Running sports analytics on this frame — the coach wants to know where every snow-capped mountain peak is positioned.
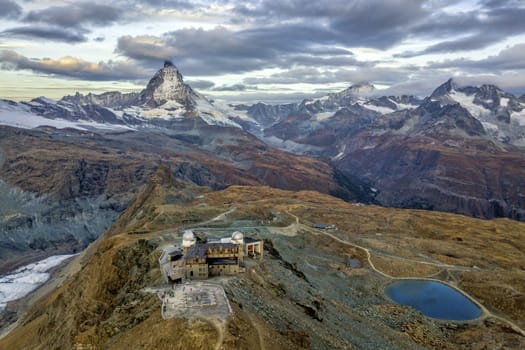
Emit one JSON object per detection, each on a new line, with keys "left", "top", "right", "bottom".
{"left": 424, "top": 79, "right": 525, "bottom": 144}
{"left": 0, "top": 61, "right": 242, "bottom": 130}
{"left": 139, "top": 61, "right": 197, "bottom": 109}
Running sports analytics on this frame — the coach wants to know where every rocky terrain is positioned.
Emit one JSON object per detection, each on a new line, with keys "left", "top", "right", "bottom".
{"left": 1, "top": 63, "right": 524, "bottom": 221}
{"left": 1, "top": 166, "right": 523, "bottom": 349}
{"left": 0, "top": 120, "right": 362, "bottom": 273}
{"left": 245, "top": 80, "right": 525, "bottom": 221}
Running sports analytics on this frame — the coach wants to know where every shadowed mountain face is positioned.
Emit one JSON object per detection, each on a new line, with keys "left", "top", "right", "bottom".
{"left": 328, "top": 96, "right": 525, "bottom": 220}
{"left": 244, "top": 80, "right": 525, "bottom": 221}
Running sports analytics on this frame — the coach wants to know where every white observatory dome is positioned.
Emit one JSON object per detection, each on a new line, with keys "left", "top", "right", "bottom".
{"left": 182, "top": 230, "right": 196, "bottom": 248}
{"left": 231, "top": 231, "right": 244, "bottom": 244}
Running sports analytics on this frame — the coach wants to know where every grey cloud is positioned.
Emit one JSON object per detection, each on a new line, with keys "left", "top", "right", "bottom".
{"left": 244, "top": 67, "right": 412, "bottom": 86}
{"left": 244, "top": 68, "right": 335, "bottom": 85}
{"left": 474, "top": 43, "right": 525, "bottom": 70}
{"left": 0, "top": 50, "right": 149, "bottom": 81}
{"left": 428, "top": 43, "right": 525, "bottom": 71}
{"left": 396, "top": 33, "right": 502, "bottom": 58}
{"left": 480, "top": 0, "right": 525, "bottom": 9}
{"left": 132, "top": 0, "right": 195, "bottom": 9}
{"left": 412, "top": 11, "right": 482, "bottom": 39}
{"left": 212, "top": 84, "right": 257, "bottom": 92}
{"left": 116, "top": 31, "right": 271, "bottom": 75}
{"left": 164, "top": 26, "right": 276, "bottom": 60}
{"left": 116, "top": 26, "right": 367, "bottom": 76}
{"left": 1, "top": 26, "right": 88, "bottom": 43}
{"left": 235, "top": 0, "right": 424, "bottom": 25}
{"left": 288, "top": 54, "right": 369, "bottom": 68}
{"left": 329, "top": 0, "right": 428, "bottom": 49}
{"left": 0, "top": 0, "right": 22, "bottom": 19}
{"left": 235, "top": 0, "right": 429, "bottom": 49}
{"left": 186, "top": 79, "right": 215, "bottom": 89}
{"left": 116, "top": 35, "right": 177, "bottom": 61}
{"left": 408, "top": 6, "right": 525, "bottom": 55}
{"left": 24, "top": 2, "right": 121, "bottom": 29}
{"left": 185, "top": 1, "right": 525, "bottom": 59}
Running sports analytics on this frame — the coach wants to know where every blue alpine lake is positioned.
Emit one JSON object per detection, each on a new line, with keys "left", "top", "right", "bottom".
{"left": 385, "top": 279, "right": 482, "bottom": 321}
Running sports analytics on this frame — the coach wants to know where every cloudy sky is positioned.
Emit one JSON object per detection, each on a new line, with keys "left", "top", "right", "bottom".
{"left": 1, "top": 0, "right": 525, "bottom": 103}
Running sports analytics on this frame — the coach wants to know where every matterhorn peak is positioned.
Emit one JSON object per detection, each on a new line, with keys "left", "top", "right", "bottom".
{"left": 139, "top": 61, "right": 197, "bottom": 108}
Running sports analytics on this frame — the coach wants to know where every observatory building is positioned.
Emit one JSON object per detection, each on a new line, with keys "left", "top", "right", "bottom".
{"left": 160, "top": 230, "right": 263, "bottom": 282}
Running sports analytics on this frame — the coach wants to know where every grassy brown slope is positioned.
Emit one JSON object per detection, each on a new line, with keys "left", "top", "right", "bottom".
{"left": 0, "top": 126, "right": 355, "bottom": 201}
{"left": 1, "top": 172, "right": 524, "bottom": 349}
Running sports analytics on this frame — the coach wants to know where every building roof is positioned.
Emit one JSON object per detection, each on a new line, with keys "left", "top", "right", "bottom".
{"left": 185, "top": 245, "right": 208, "bottom": 260}
{"left": 185, "top": 242, "right": 238, "bottom": 260}
{"left": 205, "top": 242, "right": 237, "bottom": 250}
{"left": 244, "top": 237, "right": 262, "bottom": 244}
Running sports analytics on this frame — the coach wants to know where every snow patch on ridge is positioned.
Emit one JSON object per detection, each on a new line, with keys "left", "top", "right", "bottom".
{"left": 511, "top": 109, "right": 525, "bottom": 126}
{"left": 195, "top": 97, "right": 241, "bottom": 128}
{"left": 363, "top": 104, "right": 394, "bottom": 114}
{"left": 0, "top": 100, "right": 132, "bottom": 131}
{"left": 392, "top": 101, "right": 419, "bottom": 110}
{"left": 449, "top": 90, "right": 490, "bottom": 118}
{"left": 314, "top": 112, "right": 334, "bottom": 121}
{"left": 481, "top": 121, "right": 499, "bottom": 132}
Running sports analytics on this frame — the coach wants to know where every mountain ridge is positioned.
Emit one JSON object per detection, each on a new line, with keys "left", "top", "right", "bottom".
{"left": 1, "top": 64, "right": 525, "bottom": 220}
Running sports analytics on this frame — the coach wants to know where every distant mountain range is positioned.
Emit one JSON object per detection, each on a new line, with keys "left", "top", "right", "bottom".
{"left": 1, "top": 62, "right": 525, "bottom": 229}
{"left": 243, "top": 78, "right": 525, "bottom": 220}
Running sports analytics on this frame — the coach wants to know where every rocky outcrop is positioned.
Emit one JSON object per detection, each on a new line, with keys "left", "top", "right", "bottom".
{"left": 254, "top": 79, "right": 525, "bottom": 221}
{"left": 0, "top": 113, "right": 369, "bottom": 271}
{"left": 138, "top": 61, "right": 199, "bottom": 109}
{"left": 61, "top": 91, "right": 139, "bottom": 109}
{"left": 336, "top": 132, "right": 525, "bottom": 220}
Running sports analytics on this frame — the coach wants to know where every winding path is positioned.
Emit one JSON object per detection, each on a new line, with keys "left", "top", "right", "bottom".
{"left": 247, "top": 313, "right": 266, "bottom": 350}
{"left": 187, "top": 207, "right": 237, "bottom": 228}
{"left": 286, "top": 211, "right": 525, "bottom": 337}
{"left": 206, "top": 319, "right": 225, "bottom": 350}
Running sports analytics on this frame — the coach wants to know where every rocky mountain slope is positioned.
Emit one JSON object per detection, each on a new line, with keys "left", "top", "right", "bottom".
{"left": 1, "top": 167, "right": 523, "bottom": 349}
{"left": 242, "top": 80, "right": 525, "bottom": 220}
{"left": 3, "top": 62, "right": 524, "bottom": 221}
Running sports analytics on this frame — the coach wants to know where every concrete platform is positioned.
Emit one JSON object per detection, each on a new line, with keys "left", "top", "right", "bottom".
{"left": 157, "top": 281, "right": 232, "bottom": 320}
